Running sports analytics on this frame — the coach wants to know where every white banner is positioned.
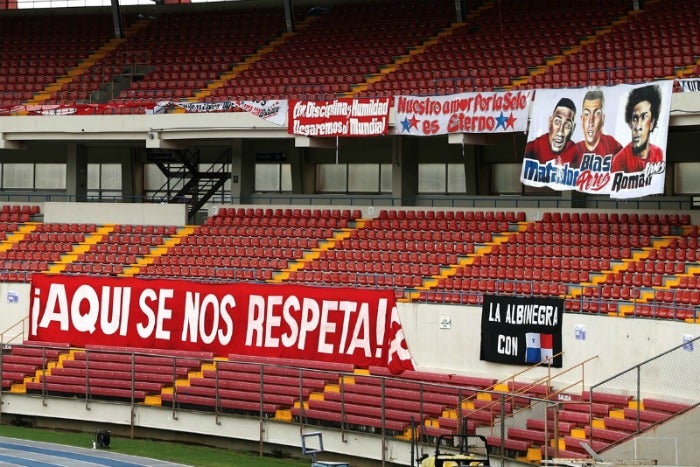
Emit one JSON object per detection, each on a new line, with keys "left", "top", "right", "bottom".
{"left": 679, "top": 78, "right": 700, "bottom": 93}
{"left": 150, "top": 100, "right": 288, "bottom": 126}
{"left": 521, "top": 81, "right": 673, "bottom": 199}
{"left": 393, "top": 90, "right": 532, "bottom": 135}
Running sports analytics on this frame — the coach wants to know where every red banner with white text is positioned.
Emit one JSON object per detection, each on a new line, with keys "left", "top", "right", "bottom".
{"left": 0, "top": 102, "right": 156, "bottom": 116}
{"left": 29, "top": 274, "right": 415, "bottom": 373}
{"left": 288, "top": 98, "right": 390, "bottom": 136}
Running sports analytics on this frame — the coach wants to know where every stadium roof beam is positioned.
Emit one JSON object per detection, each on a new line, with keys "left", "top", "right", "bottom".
{"left": 111, "top": 0, "right": 125, "bottom": 39}
{"left": 454, "top": 0, "right": 465, "bottom": 22}
{"left": 294, "top": 136, "right": 336, "bottom": 148}
{"left": 284, "top": 0, "right": 295, "bottom": 32}
{"left": 447, "top": 133, "right": 494, "bottom": 145}
{"left": 146, "top": 131, "right": 185, "bottom": 150}
{"left": 0, "top": 135, "right": 24, "bottom": 150}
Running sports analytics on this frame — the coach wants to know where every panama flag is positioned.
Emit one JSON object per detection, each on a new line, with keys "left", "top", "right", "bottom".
{"left": 525, "top": 332, "right": 554, "bottom": 364}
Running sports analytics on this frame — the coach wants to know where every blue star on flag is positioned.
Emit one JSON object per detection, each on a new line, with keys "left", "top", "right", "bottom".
{"left": 401, "top": 115, "right": 420, "bottom": 132}
{"left": 495, "top": 111, "right": 508, "bottom": 130}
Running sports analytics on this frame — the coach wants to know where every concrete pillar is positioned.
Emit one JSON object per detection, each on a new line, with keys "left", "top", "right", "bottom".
{"left": 230, "top": 139, "right": 255, "bottom": 204}
{"left": 392, "top": 136, "right": 419, "bottom": 206}
{"left": 122, "top": 149, "right": 144, "bottom": 202}
{"left": 66, "top": 143, "right": 88, "bottom": 202}
{"left": 463, "top": 143, "right": 480, "bottom": 196}
{"left": 287, "top": 142, "right": 308, "bottom": 195}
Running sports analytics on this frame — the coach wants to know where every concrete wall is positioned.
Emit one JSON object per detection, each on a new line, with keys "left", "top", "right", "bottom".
{"left": 605, "top": 407, "right": 700, "bottom": 467}
{"left": 0, "top": 282, "right": 30, "bottom": 342}
{"left": 42, "top": 202, "right": 187, "bottom": 226}
{"left": 399, "top": 303, "right": 699, "bottom": 396}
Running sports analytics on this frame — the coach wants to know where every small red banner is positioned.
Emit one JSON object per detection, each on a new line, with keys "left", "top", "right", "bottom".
{"left": 288, "top": 98, "right": 390, "bottom": 137}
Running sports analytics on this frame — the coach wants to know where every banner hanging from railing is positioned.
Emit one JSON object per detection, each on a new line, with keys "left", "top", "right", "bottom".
{"left": 29, "top": 274, "right": 415, "bottom": 373}
{"left": 288, "top": 98, "right": 391, "bottom": 136}
{"left": 0, "top": 102, "right": 155, "bottom": 116}
{"left": 150, "top": 99, "right": 288, "bottom": 125}
{"left": 393, "top": 90, "right": 532, "bottom": 135}
{"left": 679, "top": 78, "right": 700, "bottom": 92}
{"left": 520, "top": 81, "right": 673, "bottom": 199}
{"left": 480, "top": 295, "right": 563, "bottom": 368}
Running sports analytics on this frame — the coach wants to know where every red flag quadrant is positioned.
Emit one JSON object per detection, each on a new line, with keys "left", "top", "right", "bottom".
{"left": 521, "top": 81, "right": 673, "bottom": 199}
{"left": 288, "top": 98, "right": 390, "bottom": 137}
{"left": 29, "top": 274, "right": 415, "bottom": 373}
{"left": 393, "top": 90, "right": 532, "bottom": 136}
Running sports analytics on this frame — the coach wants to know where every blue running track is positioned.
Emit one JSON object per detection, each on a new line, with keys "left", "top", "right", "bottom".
{"left": 0, "top": 437, "right": 190, "bottom": 467}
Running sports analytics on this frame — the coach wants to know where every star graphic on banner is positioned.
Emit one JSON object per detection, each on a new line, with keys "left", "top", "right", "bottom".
{"left": 401, "top": 116, "right": 412, "bottom": 132}
{"left": 409, "top": 115, "right": 419, "bottom": 130}
{"left": 495, "top": 111, "right": 508, "bottom": 130}
{"left": 506, "top": 113, "right": 517, "bottom": 129}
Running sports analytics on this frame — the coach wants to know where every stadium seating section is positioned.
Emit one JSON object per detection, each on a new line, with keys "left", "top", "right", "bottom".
{"left": 1, "top": 204, "right": 698, "bottom": 322}
{"left": 4, "top": 340, "right": 693, "bottom": 462}
{"left": 1, "top": 0, "right": 699, "bottom": 460}
{"left": 1, "top": 0, "right": 698, "bottom": 109}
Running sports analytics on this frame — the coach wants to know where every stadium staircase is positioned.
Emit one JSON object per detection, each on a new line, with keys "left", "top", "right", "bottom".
{"left": 25, "top": 18, "right": 151, "bottom": 106}
{"left": 190, "top": 15, "right": 320, "bottom": 103}
{"left": 520, "top": 0, "right": 700, "bottom": 88}
{"left": 2, "top": 0, "right": 699, "bottom": 107}
{"left": 341, "top": 0, "right": 495, "bottom": 97}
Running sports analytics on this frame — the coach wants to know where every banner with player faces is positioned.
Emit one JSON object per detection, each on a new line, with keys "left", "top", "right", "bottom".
{"left": 521, "top": 81, "right": 673, "bottom": 199}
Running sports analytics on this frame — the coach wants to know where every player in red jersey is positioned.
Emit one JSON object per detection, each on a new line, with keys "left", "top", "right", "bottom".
{"left": 611, "top": 85, "right": 665, "bottom": 173}
{"left": 524, "top": 97, "right": 577, "bottom": 165}
{"left": 569, "top": 89, "right": 621, "bottom": 168}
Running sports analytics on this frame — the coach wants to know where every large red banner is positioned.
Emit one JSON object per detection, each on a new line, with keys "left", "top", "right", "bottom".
{"left": 29, "top": 274, "right": 415, "bottom": 373}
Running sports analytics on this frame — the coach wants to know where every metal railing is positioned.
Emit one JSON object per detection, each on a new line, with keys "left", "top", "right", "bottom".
{"left": 2, "top": 341, "right": 697, "bottom": 463}
{"left": 589, "top": 336, "right": 700, "bottom": 456}
{"left": 1, "top": 269, "right": 697, "bottom": 324}
{"left": 0, "top": 192, "right": 692, "bottom": 211}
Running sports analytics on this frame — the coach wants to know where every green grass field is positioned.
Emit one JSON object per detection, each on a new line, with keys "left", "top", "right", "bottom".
{"left": 0, "top": 425, "right": 309, "bottom": 467}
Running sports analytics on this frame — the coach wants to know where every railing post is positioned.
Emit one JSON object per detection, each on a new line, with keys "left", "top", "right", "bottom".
{"left": 553, "top": 402, "right": 561, "bottom": 459}
{"left": 84, "top": 350, "right": 90, "bottom": 410}
{"left": 130, "top": 352, "right": 136, "bottom": 439}
{"left": 381, "top": 377, "right": 386, "bottom": 467}
{"left": 636, "top": 365, "right": 641, "bottom": 434}
{"left": 500, "top": 394, "right": 507, "bottom": 467}
{"left": 215, "top": 360, "right": 221, "bottom": 425}
{"left": 259, "top": 363, "right": 264, "bottom": 458}
{"left": 171, "top": 357, "right": 178, "bottom": 421}
{"left": 40, "top": 346, "right": 47, "bottom": 406}
{"left": 298, "top": 368, "right": 305, "bottom": 426}
{"left": 340, "top": 373, "right": 347, "bottom": 441}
